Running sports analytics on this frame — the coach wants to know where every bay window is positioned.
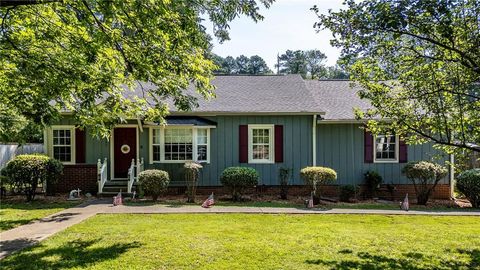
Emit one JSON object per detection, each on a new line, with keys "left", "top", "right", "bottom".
{"left": 151, "top": 127, "right": 210, "bottom": 163}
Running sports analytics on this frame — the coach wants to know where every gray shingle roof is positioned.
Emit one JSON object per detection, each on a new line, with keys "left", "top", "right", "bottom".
{"left": 127, "top": 76, "right": 371, "bottom": 119}
{"left": 132, "top": 74, "right": 322, "bottom": 114}
{"left": 305, "top": 80, "right": 372, "bottom": 120}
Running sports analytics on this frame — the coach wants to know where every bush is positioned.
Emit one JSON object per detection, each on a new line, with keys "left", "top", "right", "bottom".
{"left": 138, "top": 170, "right": 170, "bottom": 201}
{"left": 2, "top": 154, "right": 63, "bottom": 201}
{"left": 339, "top": 185, "right": 359, "bottom": 202}
{"left": 364, "top": 171, "right": 382, "bottom": 198}
{"left": 402, "top": 161, "right": 448, "bottom": 205}
{"left": 279, "top": 167, "right": 292, "bottom": 200}
{"left": 220, "top": 167, "right": 258, "bottom": 201}
{"left": 456, "top": 169, "right": 480, "bottom": 208}
{"left": 184, "top": 162, "right": 203, "bottom": 203}
{"left": 300, "top": 166, "right": 337, "bottom": 198}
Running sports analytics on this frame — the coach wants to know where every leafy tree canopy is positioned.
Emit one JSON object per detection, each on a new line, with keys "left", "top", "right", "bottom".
{"left": 276, "top": 49, "right": 347, "bottom": 79}
{"left": 213, "top": 54, "right": 272, "bottom": 74}
{"left": 0, "top": 0, "right": 273, "bottom": 138}
{"left": 315, "top": 0, "right": 480, "bottom": 154}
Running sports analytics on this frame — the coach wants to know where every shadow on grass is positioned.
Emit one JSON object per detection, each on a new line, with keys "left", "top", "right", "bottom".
{"left": 305, "top": 249, "right": 479, "bottom": 270}
{"left": 1, "top": 239, "right": 141, "bottom": 269}
{"left": 0, "top": 219, "right": 36, "bottom": 231}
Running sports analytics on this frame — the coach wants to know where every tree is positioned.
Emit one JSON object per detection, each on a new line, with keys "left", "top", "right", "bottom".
{"left": 0, "top": 104, "right": 43, "bottom": 143}
{"left": 0, "top": 0, "right": 273, "bottom": 138}
{"left": 315, "top": 0, "right": 480, "bottom": 154}
{"left": 277, "top": 50, "right": 307, "bottom": 77}
{"left": 235, "top": 55, "right": 250, "bottom": 74}
{"left": 248, "top": 55, "right": 272, "bottom": 74}
{"left": 222, "top": 56, "right": 238, "bottom": 74}
{"left": 304, "top": 49, "right": 327, "bottom": 79}
{"left": 248, "top": 55, "right": 269, "bottom": 75}
{"left": 322, "top": 65, "right": 349, "bottom": 79}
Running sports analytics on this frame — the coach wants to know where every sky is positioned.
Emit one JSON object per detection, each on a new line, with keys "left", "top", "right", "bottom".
{"left": 205, "top": 0, "right": 346, "bottom": 71}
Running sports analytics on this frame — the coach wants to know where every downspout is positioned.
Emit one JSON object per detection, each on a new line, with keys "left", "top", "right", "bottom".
{"left": 312, "top": 115, "right": 317, "bottom": 166}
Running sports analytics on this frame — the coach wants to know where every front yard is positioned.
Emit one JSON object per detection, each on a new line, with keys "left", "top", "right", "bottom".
{"left": 0, "top": 197, "right": 82, "bottom": 232}
{"left": 2, "top": 214, "right": 479, "bottom": 269}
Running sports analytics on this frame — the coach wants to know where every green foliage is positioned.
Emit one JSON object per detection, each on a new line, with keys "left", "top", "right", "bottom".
{"left": 315, "top": 0, "right": 480, "bottom": 155}
{"left": 138, "top": 170, "right": 170, "bottom": 201}
{"left": 0, "top": 0, "right": 273, "bottom": 138}
{"left": 2, "top": 154, "right": 63, "bottom": 201}
{"left": 220, "top": 167, "right": 259, "bottom": 201}
{"left": 364, "top": 170, "right": 383, "bottom": 198}
{"left": 402, "top": 161, "right": 448, "bottom": 205}
{"left": 213, "top": 54, "right": 272, "bottom": 75}
{"left": 300, "top": 166, "right": 337, "bottom": 197}
{"left": 276, "top": 49, "right": 347, "bottom": 79}
{"left": 183, "top": 162, "right": 203, "bottom": 203}
{"left": 0, "top": 104, "right": 43, "bottom": 143}
{"left": 456, "top": 169, "right": 480, "bottom": 208}
{"left": 278, "top": 167, "right": 292, "bottom": 200}
{"left": 339, "top": 185, "right": 359, "bottom": 202}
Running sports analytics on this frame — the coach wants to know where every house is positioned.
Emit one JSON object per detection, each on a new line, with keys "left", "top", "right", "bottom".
{"left": 44, "top": 75, "right": 453, "bottom": 199}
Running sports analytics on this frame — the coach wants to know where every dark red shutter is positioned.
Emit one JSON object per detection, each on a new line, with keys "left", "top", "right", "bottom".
{"left": 239, "top": 125, "right": 248, "bottom": 163}
{"left": 364, "top": 129, "right": 374, "bottom": 163}
{"left": 274, "top": 125, "right": 283, "bottom": 163}
{"left": 75, "top": 128, "right": 86, "bottom": 163}
{"left": 399, "top": 138, "right": 408, "bottom": 163}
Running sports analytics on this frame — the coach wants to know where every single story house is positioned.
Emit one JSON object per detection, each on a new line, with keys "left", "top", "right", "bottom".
{"left": 44, "top": 75, "right": 453, "bottom": 199}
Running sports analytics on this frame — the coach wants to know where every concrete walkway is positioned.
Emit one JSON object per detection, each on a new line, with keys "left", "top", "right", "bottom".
{"left": 0, "top": 200, "right": 107, "bottom": 259}
{"left": 1, "top": 200, "right": 479, "bottom": 259}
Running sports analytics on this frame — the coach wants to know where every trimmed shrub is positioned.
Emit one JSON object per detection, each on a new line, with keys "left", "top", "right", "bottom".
{"left": 456, "top": 169, "right": 480, "bottom": 208}
{"left": 138, "top": 170, "right": 170, "bottom": 201}
{"left": 300, "top": 166, "right": 337, "bottom": 198}
{"left": 184, "top": 162, "right": 203, "bottom": 203}
{"left": 402, "top": 161, "right": 448, "bottom": 205}
{"left": 279, "top": 167, "right": 292, "bottom": 200}
{"left": 364, "top": 170, "right": 382, "bottom": 198}
{"left": 2, "top": 154, "right": 63, "bottom": 201}
{"left": 339, "top": 185, "right": 359, "bottom": 202}
{"left": 220, "top": 167, "right": 259, "bottom": 201}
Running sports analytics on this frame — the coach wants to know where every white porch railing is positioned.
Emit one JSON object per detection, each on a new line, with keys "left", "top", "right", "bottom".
{"left": 127, "top": 158, "right": 144, "bottom": 193}
{"left": 97, "top": 158, "right": 108, "bottom": 194}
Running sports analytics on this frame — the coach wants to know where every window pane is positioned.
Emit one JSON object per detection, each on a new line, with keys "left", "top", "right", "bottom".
{"left": 197, "top": 145, "right": 207, "bottom": 161}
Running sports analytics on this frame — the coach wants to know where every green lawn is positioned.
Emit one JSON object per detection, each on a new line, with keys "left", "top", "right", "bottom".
{"left": 2, "top": 214, "right": 479, "bottom": 269}
{"left": 0, "top": 200, "right": 81, "bottom": 232}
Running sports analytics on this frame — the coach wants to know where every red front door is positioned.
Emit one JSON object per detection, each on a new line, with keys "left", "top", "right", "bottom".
{"left": 113, "top": 128, "right": 137, "bottom": 178}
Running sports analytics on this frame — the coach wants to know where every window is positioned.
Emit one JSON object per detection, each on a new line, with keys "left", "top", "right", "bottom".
{"left": 151, "top": 127, "right": 210, "bottom": 163}
{"left": 52, "top": 127, "right": 75, "bottom": 163}
{"left": 248, "top": 125, "right": 274, "bottom": 163}
{"left": 164, "top": 128, "right": 193, "bottom": 161}
{"left": 374, "top": 134, "right": 399, "bottom": 163}
{"left": 152, "top": 129, "right": 161, "bottom": 162}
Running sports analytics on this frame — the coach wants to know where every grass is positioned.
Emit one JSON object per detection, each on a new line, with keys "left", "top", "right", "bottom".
{"left": 0, "top": 200, "right": 81, "bottom": 232}
{"left": 2, "top": 214, "right": 479, "bottom": 269}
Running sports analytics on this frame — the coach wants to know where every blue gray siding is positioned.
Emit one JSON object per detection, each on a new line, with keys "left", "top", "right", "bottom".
{"left": 50, "top": 116, "right": 450, "bottom": 187}
{"left": 316, "top": 123, "right": 450, "bottom": 185}
{"left": 146, "top": 115, "right": 313, "bottom": 186}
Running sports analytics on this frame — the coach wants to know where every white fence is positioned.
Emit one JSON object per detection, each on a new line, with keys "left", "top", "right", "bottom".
{"left": 0, "top": 144, "right": 45, "bottom": 170}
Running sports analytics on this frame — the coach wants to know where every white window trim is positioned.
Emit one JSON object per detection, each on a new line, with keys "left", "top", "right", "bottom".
{"left": 149, "top": 126, "right": 211, "bottom": 164}
{"left": 373, "top": 134, "right": 399, "bottom": 163}
{"left": 248, "top": 124, "right": 275, "bottom": 164}
{"left": 48, "top": 125, "right": 76, "bottom": 165}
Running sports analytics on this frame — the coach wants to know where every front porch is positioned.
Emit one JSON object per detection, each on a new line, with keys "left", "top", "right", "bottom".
{"left": 97, "top": 158, "right": 144, "bottom": 196}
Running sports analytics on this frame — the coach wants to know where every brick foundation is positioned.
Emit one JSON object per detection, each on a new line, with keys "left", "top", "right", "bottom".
{"left": 52, "top": 164, "right": 98, "bottom": 194}
{"left": 168, "top": 184, "right": 452, "bottom": 201}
